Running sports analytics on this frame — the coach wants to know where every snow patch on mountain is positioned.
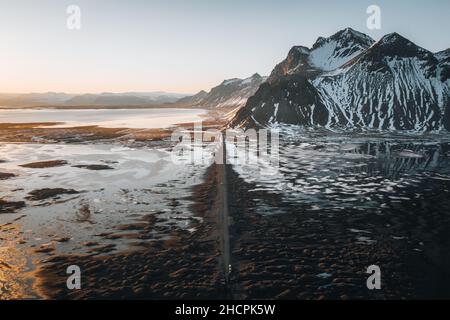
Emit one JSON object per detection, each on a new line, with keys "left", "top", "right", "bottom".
{"left": 309, "top": 28, "right": 374, "bottom": 71}
{"left": 267, "top": 28, "right": 375, "bottom": 83}
{"left": 232, "top": 29, "right": 450, "bottom": 132}
{"left": 179, "top": 73, "right": 267, "bottom": 109}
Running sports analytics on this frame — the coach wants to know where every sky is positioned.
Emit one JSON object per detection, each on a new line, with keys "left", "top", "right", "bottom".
{"left": 0, "top": 0, "right": 449, "bottom": 94}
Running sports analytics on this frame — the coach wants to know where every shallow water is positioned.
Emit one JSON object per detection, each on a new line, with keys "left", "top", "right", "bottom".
{"left": 0, "top": 108, "right": 207, "bottom": 129}
{"left": 229, "top": 129, "right": 450, "bottom": 215}
{"left": 0, "top": 141, "right": 214, "bottom": 298}
{"left": 225, "top": 128, "right": 450, "bottom": 298}
{"left": 0, "top": 142, "right": 214, "bottom": 252}
{"left": 2, "top": 125, "right": 450, "bottom": 299}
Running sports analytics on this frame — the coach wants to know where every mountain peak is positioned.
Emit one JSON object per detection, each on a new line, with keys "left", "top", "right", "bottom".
{"left": 233, "top": 28, "right": 450, "bottom": 132}
{"left": 312, "top": 37, "right": 326, "bottom": 49}
{"left": 379, "top": 32, "right": 408, "bottom": 45}
{"left": 366, "top": 32, "right": 432, "bottom": 59}
{"left": 338, "top": 27, "right": 370, "bottom": 39}
{"left": 290, "top": 46, "right": 311, "bottom": 56}
{"left": 436, "top": 48, "right": 450, "bottom": 62}
{"left": 178, "top": 73, "right": 266, "bottom": 109}
{"left": 267, "top": 29, "right": 375, "bottom": 81}
{"left": 308, "top": 28, "right": 374, "bottom": 71}
{"left": 221, "top": 78, "right": 241, "bottom": 86}
{"left": 343, "top": 27, "right": 356, "bottom": 33}
{"left": 312, "top": 27, "right": 374, "bottom": 50}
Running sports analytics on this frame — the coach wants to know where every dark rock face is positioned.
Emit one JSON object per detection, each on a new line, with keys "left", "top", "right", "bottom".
{"left": 0, "top": 172, "right": 16, "bottom": 180}
{"left": 267, "top": 46, "right": 318, "bottom": 83}
{"left": 0, "top": 199, "right": 26, "bottom": 213}
{"left": 441, "top": 50, "right": 450, "bottom": 130}
{"left": 20, "top": 160, "right": 68, "bottom": 168}
{"left": 178, "top": 73, "right": 267, "bottom": 109}
{"left": 26, "top": 188, "right": 80, "bottom": 201}
{"left": 72, "top": 164, "right": 114, "bottom": 171}
{"left": 234, "top": 75, "right": 328, "bottom": 128}
{"left": 267, "top": 28, "right": 375, "bottom": 83}
{"left": 345, "top": 33, "right": 438, "bottom": 75}
{"left": 436, "top": 48, "right": 450, "bottom": 82}
{"left": 233, "top": 29, "right": 450, "bottom": 132}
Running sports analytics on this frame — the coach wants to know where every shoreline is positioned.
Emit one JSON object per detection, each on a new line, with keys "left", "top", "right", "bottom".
{"left": 33, "top": 163, "right": 227, "bottom": 299}
{"left": 0, "top": 103, "right": 199, "bottom": 110}
{"left": 0, "top": 110, "right": 227, "bottom": 299}
{"left": 0, "top": 119, "right": 225, "bottom": 144}
{"left": 2, "top": 113, "right": 450, "bottom": 299}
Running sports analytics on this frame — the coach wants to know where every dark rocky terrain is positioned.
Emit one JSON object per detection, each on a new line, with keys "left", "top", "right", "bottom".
{"left": 35, "top": 165, "right": 226, "bottom": 299}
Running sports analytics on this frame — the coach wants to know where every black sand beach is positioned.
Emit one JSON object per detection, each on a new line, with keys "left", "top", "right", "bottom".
{"left": 33, "top": 164, "right": 227, "bottom": 299}
{"left": 2, "top": 121, "right": 450, "bottom": 300}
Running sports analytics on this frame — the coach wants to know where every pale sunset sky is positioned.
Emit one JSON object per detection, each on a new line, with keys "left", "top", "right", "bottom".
{"left": 0, "top": 0, "right": 449, "bottom": 94}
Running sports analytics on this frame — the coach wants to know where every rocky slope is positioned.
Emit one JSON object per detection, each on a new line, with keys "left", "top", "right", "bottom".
{"left": 179, "top": 73, "right": 267, "bottom": 109}
{"left": 233, "top": 28, "right": 450, "bottom": 132}
{"left": 267, "top": 28, "right": 375, "bottom": 82}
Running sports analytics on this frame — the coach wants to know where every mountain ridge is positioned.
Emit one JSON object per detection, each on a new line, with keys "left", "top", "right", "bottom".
{"left": 178, "top": 73, "right": 267, "bottom": 109}
{"left": 267, "top": 27, "right": 375, "bottom": 83}
{"left": 232, "top": 28, "right": 450, "bottom": 132}
{"left": 0, "top": 91, "right": 189, "bottom": 107}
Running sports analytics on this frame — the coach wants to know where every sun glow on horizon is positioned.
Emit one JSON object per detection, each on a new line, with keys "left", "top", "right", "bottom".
{"left": 1, "top": 0, "right": 449, "bottom": 94}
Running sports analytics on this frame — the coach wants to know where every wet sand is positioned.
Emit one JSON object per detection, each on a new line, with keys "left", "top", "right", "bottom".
{"left": 0, "top": 111, "right": 226, "bottom": 299}
{"left": 31, "top": 147, "right": 450, "bottom": 299}
{"left": 2, "top": 115, "right": 450, "bottom": 299}
{"left": 229, "top": 165, "right": 450, "bottom": 299}
{"left": 0, "top": 119, "right": 223, "bottom": 144}
{"left": 32, "top": 168, "right": 450, "bottom": 299}
{"left": 34, "top": 165, "right": 227, "bottom": 299}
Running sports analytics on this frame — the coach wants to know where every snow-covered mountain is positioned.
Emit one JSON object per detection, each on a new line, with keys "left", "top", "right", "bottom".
{"left": 233, "top": 28, "right": 450, "bottom": 132}
{"left": 436, "top": 48, "right": 450, "bottom": 82}
{"left": 179, "top": 73, "right": 267, "bottom": 109}
{"left": 176, "top": 90, "right": 208, "bottom": 106}
{"left": 267, "top": 28, "right": 374, "bottom": 82}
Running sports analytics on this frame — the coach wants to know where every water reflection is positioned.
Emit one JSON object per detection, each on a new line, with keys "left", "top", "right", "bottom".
{"left": 231, "top": 129, "right": 450, "bottom": 215}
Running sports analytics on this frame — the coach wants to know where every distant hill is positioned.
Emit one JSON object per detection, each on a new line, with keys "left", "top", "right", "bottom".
{"left": 0, "top": 92, "right": 189, "bottom": 108}
{"left": 178, "top": 73, "right": 267, "bottom": 109}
